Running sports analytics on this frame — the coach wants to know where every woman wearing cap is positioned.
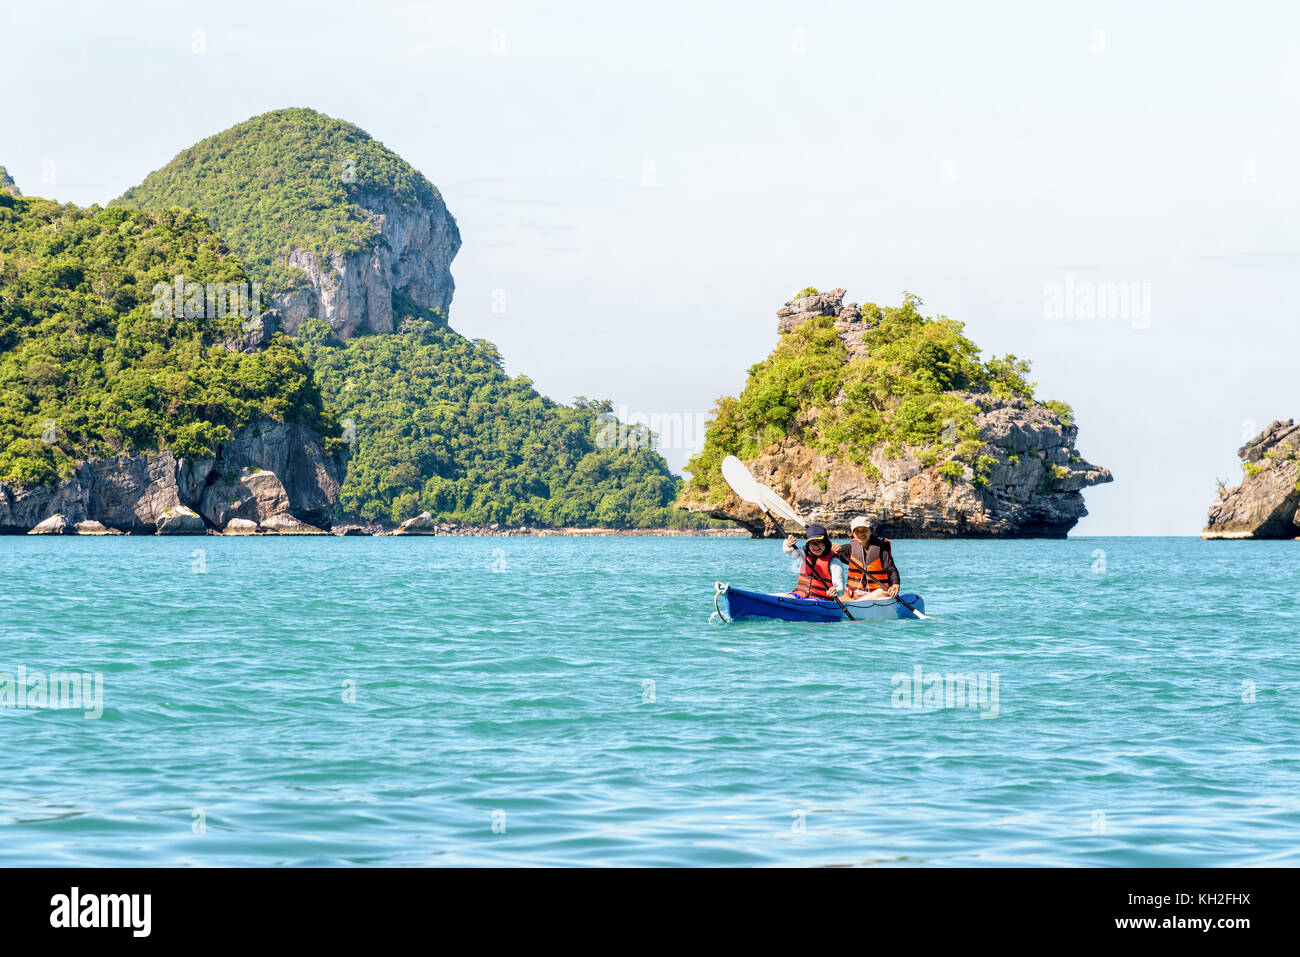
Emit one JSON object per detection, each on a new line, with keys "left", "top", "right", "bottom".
{"left": 782, "top": 524, "right": 846, "bottom": 600}
{"left": 837, "top": 516, "right": 901, "bottom": 600}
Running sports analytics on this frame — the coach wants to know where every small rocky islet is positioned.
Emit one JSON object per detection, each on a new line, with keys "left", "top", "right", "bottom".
{"left": 1201, "top": 419, "right": 1300, "bottom": 540}
{"left": 679, "top": 288, "right": 1113, "bottom": 538}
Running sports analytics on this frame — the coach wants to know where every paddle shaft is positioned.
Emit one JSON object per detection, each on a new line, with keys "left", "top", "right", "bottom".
{"left": 893, "top": 593, "right": 921, "bottom": 616}
{"left": 800, "top": 553, "right": 856, "bottom": 622}
{"left": 890, "top": 592, "right": 936, "bottom": 621}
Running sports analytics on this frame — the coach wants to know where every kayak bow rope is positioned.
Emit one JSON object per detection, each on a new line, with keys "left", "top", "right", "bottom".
{"left": 719, "top": 455, "right": 938, "bottom": 622}
{"left": 712, "top": 581, "right": 729, "bottom": 622}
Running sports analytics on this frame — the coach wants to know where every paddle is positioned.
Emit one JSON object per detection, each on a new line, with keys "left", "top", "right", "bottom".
{"left": 721, "top": 456, "right": 804, "bottom": 529}
{"left": 891, "top": 593, "right": 936, "bottom": 621}
{"left": 720, "top": 455, "right": 939, "bottom": 622}
{"left": 720, "top": 456, "right": 857, "bottom": 622}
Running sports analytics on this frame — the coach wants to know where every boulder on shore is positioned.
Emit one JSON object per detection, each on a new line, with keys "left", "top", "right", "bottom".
{"left": 74, "top": 520, "right": 121, "bottom": 535}
{"left": 222, "top": 518, "right": 260, "bottom": 536}
{"left": 201, "top": 467, "right": 291, "bottom": 528}
{"left": 332, "top": 524, "right": 378, "bottom": 536}
{"left": 1203, "top": 419, "right": 1300, "bottom": 540}
{"left": 28, "top": 514, "right": 69, "bottom": 535}
{"left": 156, "top": 505, "right": 206, "bottom": 534}
{"left": 259, "top": 513, "right": 327, "bottom": 535}
{"left": 393, "top": 512, "right": 438, "bottom": 535}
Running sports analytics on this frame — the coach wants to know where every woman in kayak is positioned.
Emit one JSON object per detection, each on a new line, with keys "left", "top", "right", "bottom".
{"left": 782, "top": 524, "right": 846, "bottom": 599}
{"left": 837, "top": 516, "right": 901, "bottom": 601}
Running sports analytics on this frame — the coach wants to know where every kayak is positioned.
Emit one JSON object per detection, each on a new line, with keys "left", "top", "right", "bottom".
{"left": 713, "top": 582, "right": 925, "bottom": 623}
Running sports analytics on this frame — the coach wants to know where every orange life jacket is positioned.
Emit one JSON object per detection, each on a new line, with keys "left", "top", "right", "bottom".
{"left": 846, "top": 539, "right": 891, "bottom": 593}
{"left": 795, "top": 550, "right": 837, "bottom": 599}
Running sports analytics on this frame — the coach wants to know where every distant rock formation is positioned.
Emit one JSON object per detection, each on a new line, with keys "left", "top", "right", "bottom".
{"left": 683, "top": 289, "right": 1113, "bottom": 538}
{"left": 776, "top": 288, "right": 870, "bottom": 358}
{"left": 0, "top": 166, "right": 19, "bottom": 195}
{"left": 200, "top": 467, "right": 290, "bottom": 528}
{"left": 1203, "top": 419, "right": 1300, "bottom": 539}
{"left": 0, "top": 421, "right": 340, "bottom": 534}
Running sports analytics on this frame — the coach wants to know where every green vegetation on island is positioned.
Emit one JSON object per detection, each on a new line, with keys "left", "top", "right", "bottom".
{"left": 114, "top": 108, "right": 446, "bottom": 297}
{"left": 0, "top": 189, "right": 334, "bottom": 489}
{"left": 686, "top": 292, "right": 1074, "bottom": 498}
{"left": 296, "top": 306, "right": 711, "bottom": 529}
{"left": 107, "top": 107, "right": 704, "bottom": 529}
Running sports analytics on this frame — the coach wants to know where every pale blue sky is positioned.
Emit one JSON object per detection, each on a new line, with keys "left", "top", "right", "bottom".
{"left": 3, "top": 1, "right": 1297, "bottom": 534}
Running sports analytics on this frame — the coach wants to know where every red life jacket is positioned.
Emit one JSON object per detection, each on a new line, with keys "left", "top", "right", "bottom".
{"left": 846, "top": 538, "right": 891, "bottom": 593}
{"left": 795, "top": 550, "right": 837, "bottom": 599}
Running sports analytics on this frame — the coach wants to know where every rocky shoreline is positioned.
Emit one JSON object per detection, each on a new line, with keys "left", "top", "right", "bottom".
{"left": 1, "top": 437, "right": 744, "bottom": 537}
{"left": 14, "top": 517, "right": 746, "bottom": 538}
{"left": 1202, "top": 419, "right": 1300, "bottom": 540}
{"left": 1, "top": 420, "right": 341, "bottom": 536}
{"left": 386, "top": 524, "right": 746, "bottom": 538}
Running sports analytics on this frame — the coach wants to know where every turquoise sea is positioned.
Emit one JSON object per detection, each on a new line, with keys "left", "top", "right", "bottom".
{"left": 1, "top": 535, "right": 1296, "bottom": 866}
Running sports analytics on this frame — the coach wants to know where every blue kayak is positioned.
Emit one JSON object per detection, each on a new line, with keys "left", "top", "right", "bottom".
{"left": 714, "top": 582, "right": 925, "bottom": 623}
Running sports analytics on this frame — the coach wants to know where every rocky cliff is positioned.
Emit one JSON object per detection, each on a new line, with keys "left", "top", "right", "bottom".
{"left": 681, "top": 289, "right": 1112, "bottom": 538}
{"left": 692, "top": 397, "right": 1111, "bottom": 538}
{"left": 0, "top": 421, "right": 341, "bottom": 534}
{"left": 0, "top": 166, "right": 19, "bottom": 195}
{"left": 1202, "top": 419, "right": 1300, "bottom": 539}
{"left": 274, "top": 188, "right": 460, "bottom": 339}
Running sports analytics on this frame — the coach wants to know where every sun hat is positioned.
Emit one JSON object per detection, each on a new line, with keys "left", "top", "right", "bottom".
{"left": 850, "top": 516, "right": 873, "bottom": 531}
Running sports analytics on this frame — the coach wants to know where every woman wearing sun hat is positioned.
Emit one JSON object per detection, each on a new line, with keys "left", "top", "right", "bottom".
{"left": 781, "top": 524, "right": 845, "bottom": 599}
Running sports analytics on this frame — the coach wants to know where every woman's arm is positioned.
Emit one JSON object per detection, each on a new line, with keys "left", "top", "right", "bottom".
{"left": 882, "top": 544, "right": 901, "bottom": 588}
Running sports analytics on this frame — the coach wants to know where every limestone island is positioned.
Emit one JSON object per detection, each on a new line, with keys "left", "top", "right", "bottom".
{"left": 679, "top": 288, "right": 1113, "bottom": 538}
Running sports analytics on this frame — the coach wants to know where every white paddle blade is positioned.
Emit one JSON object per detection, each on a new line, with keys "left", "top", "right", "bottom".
{"left": 720, "top": 455, "right": 765, "bottom": 506}
{"left": 756, "top": 484, "right": 806, "bottom": 528}
{"left": 720, "top": 455, "right": 806, "bottom": 528}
